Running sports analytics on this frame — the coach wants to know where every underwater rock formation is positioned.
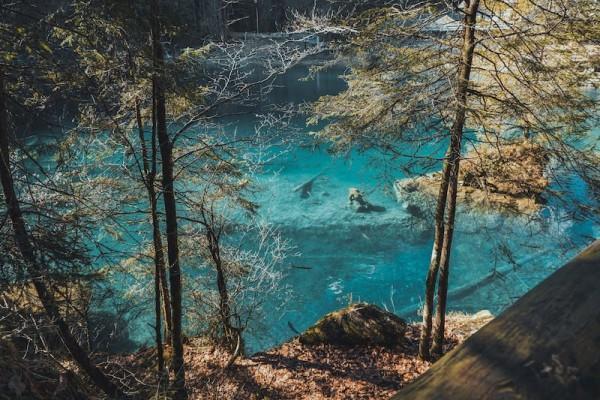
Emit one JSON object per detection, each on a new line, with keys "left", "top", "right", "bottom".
{"left": 394, "top": 140, "right": 550, "bottom": 214}
{"left": 299, "top": 303, "right": 407, "bottom": 346}
{"left": 348, "top": 188, "right": 386, "bottom": 213}
{"left": 394, "top": 179, "right": 436, "bottom": 218}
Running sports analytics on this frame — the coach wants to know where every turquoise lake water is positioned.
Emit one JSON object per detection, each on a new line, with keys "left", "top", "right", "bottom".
{"left": 25, "top": 62, "right": 598, "bottom": 354}
{"left": 218, "top": 64, "right": 597, "bottom": 352}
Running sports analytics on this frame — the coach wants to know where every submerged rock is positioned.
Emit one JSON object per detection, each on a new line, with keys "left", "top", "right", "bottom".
{"left": 394, "top": 140, "right": 550, "bottom": 214}
{"left": 394, "top": 179, "right": 435, "bottom": 218}
{"left": 299, "top": 303, "right": 407, "bottom": 346}
{"left": 348, "top": 188, "right": 386, "bottom": 213}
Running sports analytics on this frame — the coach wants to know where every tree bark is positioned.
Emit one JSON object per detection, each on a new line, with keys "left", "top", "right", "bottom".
{"left": 431, "top": 0, "right": 480, "bottom": 356}
{"left": 205, "top": 224, "right": 238, "bottom": 350}
{"left": 0, "top": 70, "right": 127, "bottom": 399}
{"left": 136, "top": 99, "right": 170, "bottom": 374}
{"left": 418, "top": 153, "right": 452, "bottom": 360}
{"left": 150, "top": 1, "right": 187, "bottom": 398}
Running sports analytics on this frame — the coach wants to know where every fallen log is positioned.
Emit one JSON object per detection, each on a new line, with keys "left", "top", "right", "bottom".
{"left": 293, "top": 173, "right": 324, "bottom": 198}
{"left": 392, "top": 240, "right": 600, "bottom": 400}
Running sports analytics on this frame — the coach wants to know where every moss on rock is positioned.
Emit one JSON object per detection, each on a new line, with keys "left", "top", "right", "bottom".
{"left": 299, "top": 303, "right": 407, "bottom": 347}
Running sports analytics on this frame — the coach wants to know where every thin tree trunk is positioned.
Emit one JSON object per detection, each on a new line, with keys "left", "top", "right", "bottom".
{"left": 150, "top": 101, "right": 173, "bottom": 342}
{"left": 431, "top": 0, "right": 480, "bottom": 356}
{"left": 430, "top": 138, "right": 461, "bottom": 356}
{"left": 206, "top": 226, "right": 237, "bottom": 350}
{"left": 135, "top": 99, "right": 169, "bottom": 374}
{"left": 137, "top": 97, "right": 174, "bottom": 334}
{"left": 418, "top": 155, "right": 452, "bottom": 360}
{"left": 150, "top": 1, "right": 187, "bottom": 398}
{"left": 0, "top": 70, "right": 127, "bottom": 399}
{"left": 193, "top": 0, "right": 201, "bottom": 32}
{"left": 218, "top": 0, "right": 228, "bottom": 41}
{"left": 151, "top": 197, "right": 165, "bottom": 373}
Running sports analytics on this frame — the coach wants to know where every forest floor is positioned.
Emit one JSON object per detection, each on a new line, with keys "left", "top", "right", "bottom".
{"left": 109, "top": 311, "right": 493, "bottom": 399}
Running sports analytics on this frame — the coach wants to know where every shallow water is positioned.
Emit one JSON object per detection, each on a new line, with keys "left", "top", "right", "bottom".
{"left": 218, "top": 64, "right": 597, "bottom": 353}
{"left": 244, "top": 141, "right": 596, "bottom": 352}
{"left": 25, "top": 62, "right": 598, "bottom": 354}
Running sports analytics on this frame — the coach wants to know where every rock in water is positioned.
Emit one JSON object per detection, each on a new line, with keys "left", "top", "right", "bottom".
{"left": 393, "top": 178, "right": 435, "bottom": 218}
{"left": 299, "top": 303, "right": 407, "bottom": 346}
{"left": 471, "top": 310, "right": 493, "bottom": 320}
{"left": 348, "top": 188, "right": 386, "bottom": 213}
{"left": 393, "top": 140, "right": 550, "bottom": 214}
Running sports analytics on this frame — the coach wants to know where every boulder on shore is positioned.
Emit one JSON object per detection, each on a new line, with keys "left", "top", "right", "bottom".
{"left": 299, "top": 303, "right": 407, "bottom": 347}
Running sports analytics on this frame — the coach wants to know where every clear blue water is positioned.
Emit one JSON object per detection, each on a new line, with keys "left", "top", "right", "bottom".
{"left": 244, "top": 144, "right": 596, "bottom": 352}
{"left": 24, "top": 62, "right": 598, "bottom": 354}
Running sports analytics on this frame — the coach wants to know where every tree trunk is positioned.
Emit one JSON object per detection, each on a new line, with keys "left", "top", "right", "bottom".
{"left": 418, "top": 0, "right": 480, "bottom": 360}
{"left": 152, "top": 195, "right": 165, "bottom": 373}
{"left": 136, "top": 99, "right": 169, "bottom": 374}
{"left": 202, "top": 0, "right": 227, "bottom": 41}
{"left": 193, "top": 0, "right": 201, "bottom": 31}
{"left": 430, "top": 141, "right": 461, "bottom": 356}
{"left": 150, "top": 1, "right": 187, "bottom": 398}
{"left": 0, "top": 70, "right": 127, "bottom": 399}
{"left": 206, "top": 226, "right": 238, "bottom": 350}
{"left": 150, "top": 109, "right": 173, "bottom": 343}
{"left": 430, "top": 0, "right": 480, "bottom": 356}
{"left": 418, "top": 155, "right": 452, "bottom": 360}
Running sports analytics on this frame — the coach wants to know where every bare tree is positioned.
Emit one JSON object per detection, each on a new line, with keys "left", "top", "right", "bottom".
{"left": 0, "top": 67, "right": 129, "bottom": 398}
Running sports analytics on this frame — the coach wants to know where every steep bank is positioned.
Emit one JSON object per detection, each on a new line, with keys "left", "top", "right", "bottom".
{"left": 101, "top": 311, "right": 493, "bottom": 399}
{"left": 0, "top": 310, "right": 492, "bottom": 399}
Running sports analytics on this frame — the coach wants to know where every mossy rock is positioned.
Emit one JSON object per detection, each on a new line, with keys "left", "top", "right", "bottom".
{"left": 299, "top": 303, "right": 407, "bottom": 347}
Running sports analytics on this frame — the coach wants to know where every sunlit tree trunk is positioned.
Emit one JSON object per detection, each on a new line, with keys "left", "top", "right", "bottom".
{"left": 431, "top": 0, "right": 480, "bottom": 356}
{"left": 150, "top": 1, "right": 187, "bottom": 398}
{"left": 0, "top": 70, "right": 128, "bottom": 399}
{"left": 418, "top": 154, "right": 452, "bottom": 360}
{"left": 419, "top": 0, "right": 480, "bottom": 360}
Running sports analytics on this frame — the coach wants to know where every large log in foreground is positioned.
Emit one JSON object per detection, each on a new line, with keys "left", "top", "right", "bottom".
{"left": 393, "top": 240, "right": 600, "bottom": 400}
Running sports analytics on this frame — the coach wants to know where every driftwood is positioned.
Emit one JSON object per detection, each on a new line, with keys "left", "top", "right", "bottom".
{"left": 293, "top": 173, "right": 323, "bottom": 198}
{"left": 393, "top": 240, "right": 600, "bottom": 400}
